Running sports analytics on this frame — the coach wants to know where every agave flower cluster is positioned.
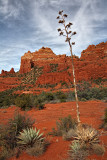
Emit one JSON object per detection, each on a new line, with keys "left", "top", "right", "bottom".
{"left": 56, "top": 10, "right": 76, "bottom": 44}
{"left": 17, "top": 127, "right": 44, "bottom": 147}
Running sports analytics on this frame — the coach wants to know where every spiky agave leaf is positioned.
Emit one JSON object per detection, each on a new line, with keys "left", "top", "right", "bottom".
{"left": 17, "top": 127, "right": 44, "bottom": 146}
{"left": 73, "top": 126, "right": 100, "bottom": 146}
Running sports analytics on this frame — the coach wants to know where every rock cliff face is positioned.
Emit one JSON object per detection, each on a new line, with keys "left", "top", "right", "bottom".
{"left": 1, "top": 68, "right": 15, "bottom": 76}
{"left": 0, "top": 42, "right": 107, "bottom": 91}
{"left": 19, "top": 47, "right": 67, "bottom": 74}
{"left": 19, "top": 42, "right": 107, "bottom": 84}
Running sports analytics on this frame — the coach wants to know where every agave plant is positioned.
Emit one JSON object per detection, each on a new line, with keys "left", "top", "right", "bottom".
{"left": 73, "top": 125, "right": 100, "bottom": 146}
{"left": 17, "top": 127, "right": 44, "bottom": 147}
{"left": 69, "top": 140, "right": 89, "bottom": 160}
{"left": 69, "top": 126, "right": 105, "bottom": 159}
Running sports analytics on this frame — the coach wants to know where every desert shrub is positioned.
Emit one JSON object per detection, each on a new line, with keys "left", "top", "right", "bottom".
{"left": 45, "top": 92, "right": 55, "bottom": 101}
{"left": 17, "top": 128, "right": 48, "bottom": 157}
{"left": 68, "top": 125, "right": 105, "bottom": 159}
{"left": 103, "top": 108, "right": 107, "bottom": 124}
{"left": 26, "top": 142, "right": 45, "bottom": 156}
{"left": 55, "top": 91, "right": 67, "bottom": 102}
{"left": 0, "top": 146, "right": 14, "bottom": 160}
{"left": 33, "top": 97, "right": 45, "bottom": 110}
{"left": 91, "top": 144, "right": 105, "bottom": 155}
{"left": 80, "top": 98, "right": 87, "bottom": 102}
{"left": 0, "top": 112, "right": 35, "bottom": 150}
{"left": 77, "top": 81, "right": 92, "bottom": 91}
{"left": 69, "top": 140, "right": 89, "bottom": 160}
{"left": 62, "top": 128, "right": 77, "bottom": 141}
{"left": 17, "top": 127, "right": 44, "bottom": 147}
{"left": 73, "top": 125, "right": 100, "bottom": 145}
{"left": 77, "top": 87, "right": 107, "bottom": 100}
{"left": 66, "top": 91, "right": 75, "bottom": 101}
{"left": 77, "top": 90, "right": 91, "bottom": 100}
{"left": 59, "top": 94, "right": 67, "bottom": 102}
{"left": 100, "top": 108, "right": 107, "bottom": 130}
{"left": 49, "top": 115, "right": 77, "bottom": 136}
{"left": 15, "top": 94, "right": 32, "bottom": 110}
{"left": 0, "top": 112, "right": 35, "bottom": 159}
{"left": 26, "top": 140, "right": 49, "bottom": 157}
{"left": 93, "top": 77, "right": 103, "bottom": 85}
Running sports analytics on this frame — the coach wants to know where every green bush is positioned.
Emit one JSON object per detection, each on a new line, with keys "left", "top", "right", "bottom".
{"left": 77, "top": 87, "right": 107, "bottom": 100}
{"left": 69, "top": 140, "right": 89, "bottom": 160}
{"left": 100, "top": 109, "right": 107, "bottom": 130}
{"left": 45, "top": 92, "right": 55, "bottom": 101}
{"left": 33, "top": 97, "right": 45, "bottom": 110}
{"left": 15, "top": 94, "right": 32, "bottom": 110}
{"left": 49, "top": 115, "right": 77, "bottom": 136}
{"left": 55, "top": 91, "right": 67, "bottom": 102}
{"left": 0, "top": 112, "right": 35, "bottom": 149}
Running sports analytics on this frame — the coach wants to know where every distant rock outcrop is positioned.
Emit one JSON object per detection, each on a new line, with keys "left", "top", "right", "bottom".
{"left": 19, "top": 42, "right": 107, "bottom": 84}
{"left": 0, "top": 42, "right": 107, "bottom": 92}
{"left": 1, "top": 68, "right": 15, "bottom": 76}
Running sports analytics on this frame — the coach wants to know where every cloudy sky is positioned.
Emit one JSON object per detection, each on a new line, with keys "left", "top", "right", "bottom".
{"left": 0, "top": 0, "right": 107, "bottom": 72}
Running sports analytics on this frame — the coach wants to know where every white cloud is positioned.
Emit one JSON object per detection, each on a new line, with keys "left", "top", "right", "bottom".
{"left": 0, "top": 0, "right": 107, "bottom": 71}
{"left": 0, "top": 0, "right": 24, "bottom": 20}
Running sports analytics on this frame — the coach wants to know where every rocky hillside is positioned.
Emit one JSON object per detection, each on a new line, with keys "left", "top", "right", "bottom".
{"left": 0, "top": 42, "right": 107, "bottom": 92}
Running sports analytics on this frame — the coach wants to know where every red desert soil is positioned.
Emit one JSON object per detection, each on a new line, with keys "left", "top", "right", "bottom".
{"left": 0, "top": 101, "right": 107, "bottom": 160}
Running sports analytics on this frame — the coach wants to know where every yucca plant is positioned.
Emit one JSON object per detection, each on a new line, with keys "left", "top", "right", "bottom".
{"left": 69, "top": 126, "right": 105, "bottom": 159}
{"left": 73, "top": 125, "right": 100, "bottom": 146}
{"left": 69, "top": 140, "right": 89, "bottom": 160}
{"left": 17, "top": 127, "right": 44, "bottom": 147}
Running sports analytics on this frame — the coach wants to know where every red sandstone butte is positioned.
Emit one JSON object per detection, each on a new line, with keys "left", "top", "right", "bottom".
{"left": 19, "top": 42, "right": 107, "bottom": 84}
{"left": 1, "top": 68, "right": 15, "bottom": 76}
{"left": 0, "top": 42, "right": 107, "bottom": 91}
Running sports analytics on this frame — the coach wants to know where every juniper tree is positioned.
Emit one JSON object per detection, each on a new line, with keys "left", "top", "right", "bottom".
{"left": 57, "top": 10, "right": 80, "bottom": 123}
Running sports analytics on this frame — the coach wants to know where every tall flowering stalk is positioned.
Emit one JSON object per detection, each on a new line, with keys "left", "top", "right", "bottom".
{"left": 57, "top": 10, "right": 80, "bottom": 123}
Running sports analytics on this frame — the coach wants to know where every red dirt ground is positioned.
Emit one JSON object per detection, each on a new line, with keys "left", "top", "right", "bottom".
{"left": 0, "top": 101, "right": 107, "bottom": 160}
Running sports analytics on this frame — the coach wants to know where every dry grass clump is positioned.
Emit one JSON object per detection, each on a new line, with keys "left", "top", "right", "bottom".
{"left": 100, "top": 108, "right": 107, "bottom": 130}
{"left": 49, "top": 115, "right": 77, "bottom": 136}
{"left": 68, "top": 125, "right": 105, "bottom": 160}
{"left": 26, "top": 140, "right": 49, "bottom": 156}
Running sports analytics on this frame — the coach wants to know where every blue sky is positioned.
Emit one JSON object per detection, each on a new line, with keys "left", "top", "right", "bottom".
{"left": 0, "top": 0, "right": 107, "bottom": 72}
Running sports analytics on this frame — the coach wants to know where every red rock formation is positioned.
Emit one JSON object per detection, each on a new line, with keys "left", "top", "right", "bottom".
{"left": 0, "top": 68, "right": 15, "bottom": 76}
{"left": 0, "top": 42, "right": 107, "bottom": 92}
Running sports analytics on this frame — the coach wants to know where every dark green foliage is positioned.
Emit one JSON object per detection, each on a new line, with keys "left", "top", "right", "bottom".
{"left": 49, "top": 63, "right": 58, "bottom": 72}
{"left": 15, "top": 94, "right": 32, "bottom": 110}
{"left": 0, "top": 112, "right": 35, "bottom": 160}
{"left": 0, "top": 112, "right": 35, "bottom": 149}
{"left": 77, "top": 81, "right": 92, "bottom": 91}
{"left": 100, "top": 109, "right": 107, "bottom": 130}
{"left": 33, "top": 97, "right": 45, "bottom": 110}
{"left": 104, "top": 109, "right": 107, "bottom": 124}
{"left": 0, "top": 84, "right": 106, "bottom": 110}
{"left": 92, "top": 78, "right": 107, "bottom": 85}
{"left": 77, "top": 87, "right": 107, "bottom": 101}
{"left": 49, "top": 115, "right": 77, "bottom": 136}
{"left": 45, "top": 92, "right": 55, "bottom": 101}
{"left": 55, "top": 91, "right": 67, "bottom": 102}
